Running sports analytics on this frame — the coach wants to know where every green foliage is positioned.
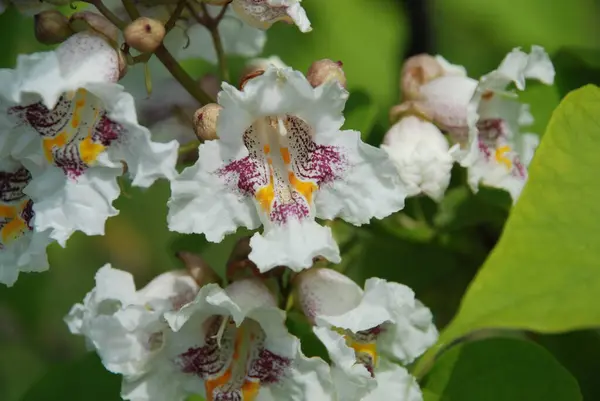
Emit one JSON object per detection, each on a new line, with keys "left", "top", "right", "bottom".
{"left": 415, "top": 85, "right": 600, "bottom": 376}
{"left": 422, "top": 338, "right": 582, "bottom": 401}
{"left": 20, "top": 354, "right": 121, "bottom": 401}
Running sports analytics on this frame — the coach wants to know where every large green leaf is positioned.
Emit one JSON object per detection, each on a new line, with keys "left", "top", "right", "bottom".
{"left": 20, "top": 354, "right": 121, "bottom": 401}
{"left": 414, "top": 85, "right": 600, "bottom": 376}
{"left": 423, "top": 338, "right": 581, "bottom": 401}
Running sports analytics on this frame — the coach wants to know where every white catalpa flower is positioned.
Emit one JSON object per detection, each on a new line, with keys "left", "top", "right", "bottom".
{"left": 294, "top": 268, "right": 438, "bottom": 401}
{"left": 65, "top": 264, "right": 200, "bottom": 377}
{"left": 0, "top": 32, "right": 178, "bottom": 246}
{"left": 231, "top": 0, "right": 311, "bottom": 33}
{"left": 452, "top": 46, "right": 555, "bottom": 202}
{"left": 381, "top": 116, "right": 453, "bottom": 202}
{"left": 123, "top": 278, "right": 334, "bottom": 401}
{"left": 0, "top": 158, "right": 52, "bottom": 286}
{"left": 168, "top": 66, "right": 406, "bottom": 272}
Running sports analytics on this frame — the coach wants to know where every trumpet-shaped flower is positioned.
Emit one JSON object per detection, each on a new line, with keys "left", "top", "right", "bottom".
{"left": 294, "top": 268, "right": 437, "bottom": 401}
{"left": 231, "top": 0, "right": 311, "bottom": 33}
{"left": 65, "top": 264, "right": 200, "bottom": 376}
{"left": 0, "top": 158, "right": 52, "bottom": 286}
{"left": 0, "top": 32, "right": 178, "bottom": 246}
{"left": 452, "top": 46, "right": 554, "bottom": 201}
{"left": 122, "top": 278, "right": 334, "bottom": 401}
{"left": 168, "top": 67, "right": 406, "bottom": 272}
{"left": 390, "top": 46, "right": 554, "bottom": 202}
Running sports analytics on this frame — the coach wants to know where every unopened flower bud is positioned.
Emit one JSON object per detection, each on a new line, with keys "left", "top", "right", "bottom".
{"left": 293, "top": 267, "right": 362, "bottom": 324}
{"left": 176, "top": 251, "right": 221, "bottom": 286}
{"left": 69, "top": 11, "right": 119, "bottom": 45}
{"left": 381, "top": 116, "right": 453, "bottom": 202}
{"left": 34, "top": 10, "right": 74, "bottom": 45}
{"left": 400, "top": 54, "right": 445, "bottom": 100}
{"left": 307, "top": 59, "right": 347, "bottom": 88}
{"left": 193, "top": 103, "right": 221, "bottom": 141}
{"left": 124, "top": 17, "right": 165, "bottom": 53}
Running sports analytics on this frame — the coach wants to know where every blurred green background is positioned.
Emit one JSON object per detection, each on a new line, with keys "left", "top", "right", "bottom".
{"left": 1, "top": 0, "right": 600, "bottom": 400}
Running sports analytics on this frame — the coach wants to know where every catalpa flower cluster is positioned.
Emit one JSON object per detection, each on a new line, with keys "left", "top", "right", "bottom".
{"left": 66, "top": 243, "right": 436, "bottom": 401}
{"left": 0, "top": 0, "right": 556, "bottom": 400}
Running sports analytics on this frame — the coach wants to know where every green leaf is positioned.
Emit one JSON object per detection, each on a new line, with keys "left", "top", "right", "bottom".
{"left": 414, "top": 85, "right": 600, "bottom": 376}
{"left": 20, "top": 354, "right": 121, "bottom": 401}
{"left": 423, "top": 338, "right": 582, "bottom": 401}
{"left": 535, "top": 330, "right": 600, "bottom": 401}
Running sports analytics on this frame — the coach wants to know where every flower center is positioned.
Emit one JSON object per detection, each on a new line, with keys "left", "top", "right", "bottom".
{"left": 175, "top": 315, "right": 291, "bottom": 401}
{"left": 343, "top": 325, "right": 386, "bottom": 377}
{"left": 9, "top": 89, "right": 123, "bottom": 178}
{"left": 0, "top": 163, "right": 34, "bottom": 248}
{"left": 217, "top": 115, "right": 346, "bottom": 225}
{"left": 476, "top": 118, "right": 526, "bottom": 178}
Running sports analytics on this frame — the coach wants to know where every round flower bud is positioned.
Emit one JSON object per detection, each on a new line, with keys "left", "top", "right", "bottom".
{"left": 306, "top": 59, "right": 347, "bottom": 88}
{"left": 124, "top": 17, "right": 166, "bottom": 53}
{"left": 400, "top": 54, "right": 445, "bottom": 100}
{"left": 69, "top": 11, "right": 119, "bottom": 45}
{"left": 193, "top": 103, "right": 221, "bottom": 141}
{"left": 34, "top": 10, "right": 74, "bottom": 45}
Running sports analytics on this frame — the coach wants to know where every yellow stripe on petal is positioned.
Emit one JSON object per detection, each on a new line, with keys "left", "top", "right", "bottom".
{"left": 0, "top": 205, "right": 17, "bottom": 218}
{"left": 241, "top": 380, "right": 260, "bottom": 401}
{"left": 43, "top": 132, "right": 68, "bottom": 162}
{"left": 495, "top": 145, "right": 513, "bottom": 170}
{"left": 280, "top": 147, "right": 291, "bottom": 164}
{"left": 1, "top": 217, "right": 27, "bottom": 243}
{"left": 289, "top": 172, "right": 317, "bottom": 204}
{"left": 79, "top": 134, "right": 105, "bottom": 164}
{"left": 71, "top": 95, "right": 87, "bottom": 129}
{"left": 349, "top": 340, "right": 378, "bottom": 366}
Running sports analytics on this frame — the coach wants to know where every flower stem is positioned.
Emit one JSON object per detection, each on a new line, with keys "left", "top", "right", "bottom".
{"left": 89, "top": 0, "right": 127, "bottom": 29}
{"left": 153, "top": 44, "right": 214, "bottom": 104}
{"left": 121, "top": 0, "right": 141, "bottom": 19}
{"left": 200, "top": 2, "right": 231, "bottom": 82}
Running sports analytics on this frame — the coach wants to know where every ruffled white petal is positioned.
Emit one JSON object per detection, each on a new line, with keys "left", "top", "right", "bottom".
{"left": 5, "top": 32, "right": 119, "bottom": 109}
{"left": 24, "top": 163, "right": 121, "bottom": 246}
{"left": 0, "top": 227, "right": 51, "bottom": 287}
{"left": 317, "top": 278, "right": 438, "bottom": 365}
{"left": 167, "top": 140, "right": 260, "bottom": 242}
{"left": 315, "top": 129, "right": 406, "bottom": 224}
{"left": 248, "top": 218, "right": 341, "bottom": 272}
{"left": 454, "top": 46, "right": 554, "bottom": 202}
{"left": 381, "top": 116, "right": 453, "bottom": 202}
{"left": 363, "top": 359, "right": 423, "bottom": 401}
{"left": 313, "top": 326, "right": 374, "bottom": 401}
{"left": 65, "top": 265, "right": 200, "bottom": 379}
{"left": 284, "top": 2, "right": 312, "bottom": 32}
{"left": 84, "top": 82, "right": 179, "bottom": 187}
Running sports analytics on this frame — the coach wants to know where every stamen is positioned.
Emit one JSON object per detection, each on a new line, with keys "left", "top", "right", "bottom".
{"left": 276, "top": 117, "right": 287, "bottom": 137}
{"left": 212, "top": 316, "right": 230, "bottom": 348}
